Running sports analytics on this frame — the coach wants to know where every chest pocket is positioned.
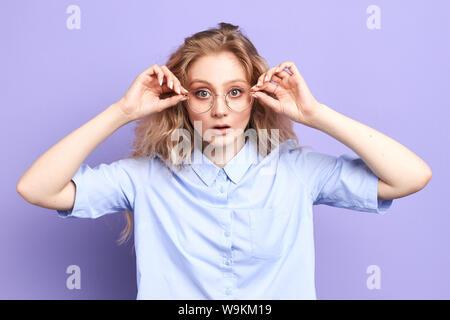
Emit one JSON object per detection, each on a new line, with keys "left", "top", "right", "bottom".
{"left": 248, "top": 208, "right": 289, "bottom": 260}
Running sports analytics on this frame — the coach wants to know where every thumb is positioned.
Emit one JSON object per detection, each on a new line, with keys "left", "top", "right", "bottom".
{"left": 158, "top": 94, "right": 187, "bottom": 111}
{"left": 254, "top": 91, "right": 281, "bottom": 113}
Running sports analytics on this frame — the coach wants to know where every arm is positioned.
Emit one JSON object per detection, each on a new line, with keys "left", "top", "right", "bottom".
{"left": 310, "top": 103, "right": 432, "bottom": 200}
{"left": 17, "top": 63, "right": 187, "bottom": 210}
{"left": 250, "top": 61, "right": 432, "bottom": 201}
{"left": 16, "top": 103, "right": 131, "bottom": 208}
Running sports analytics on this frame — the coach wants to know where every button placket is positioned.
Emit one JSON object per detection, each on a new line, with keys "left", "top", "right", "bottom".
{"left": 222, "top": 251, "right": 233, "bottom": 266}
{"left": 216, "top": 169, "right": 228, "bottom": 195}
{"left": 222, "top": 209, "right": 236, "bottom": 298}
{"left": 223, "top": 274, "right": 236, "bottom": 298}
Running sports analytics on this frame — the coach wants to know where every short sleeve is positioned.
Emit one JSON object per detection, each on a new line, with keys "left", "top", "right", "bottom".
{"left": 288, "top": 147, "right": 393, "bottom": 214}
{"left": 57, "top": 158, "right": 137, "bottom": 219}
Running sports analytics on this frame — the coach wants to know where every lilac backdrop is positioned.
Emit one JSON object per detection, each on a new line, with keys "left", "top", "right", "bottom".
{"left": 2, "top": 0, "right": 448, "bottom": 299}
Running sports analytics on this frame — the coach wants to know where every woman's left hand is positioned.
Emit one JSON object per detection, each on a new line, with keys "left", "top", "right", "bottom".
{"left": 250, "top": 61, "right": 322, "bottom": 127}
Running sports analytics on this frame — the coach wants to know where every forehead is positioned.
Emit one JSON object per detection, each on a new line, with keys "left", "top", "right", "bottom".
{"left": 186, "top": 52, "right": 248, "bottom": 87}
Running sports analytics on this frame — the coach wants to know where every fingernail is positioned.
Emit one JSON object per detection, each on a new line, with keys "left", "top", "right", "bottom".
{"left": 176, "top": 87, "right": 180, "bottom": 94}
{"left": 264, "top": 75, "right": 268, "bottom": 81}
{"left": 169, "top": 81, "right": 173, "bottom": 89}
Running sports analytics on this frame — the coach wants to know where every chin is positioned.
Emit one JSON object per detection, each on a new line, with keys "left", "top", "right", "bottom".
{"left": 206, "top": 135, "right": 231, "bottom": 147}
{"left": 204, "top": 131, "right": 236, "bottom": 148}
{"left": 202, "top": 127, "right": 248, "bottom": 150}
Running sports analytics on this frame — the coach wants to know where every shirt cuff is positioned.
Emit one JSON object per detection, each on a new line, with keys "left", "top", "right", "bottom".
{"left": 56, "top": 166, "right": 88, "bottom": 218}
{"left": 365, "top": 170, "right": 393, "bottom": 215}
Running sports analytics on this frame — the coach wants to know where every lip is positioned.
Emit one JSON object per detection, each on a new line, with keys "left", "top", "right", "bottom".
{"left": 212, "top": 126, "right": 231, "bottom": 135}
{"left": 212, "top": 124, "right": 231, "bottom": 129}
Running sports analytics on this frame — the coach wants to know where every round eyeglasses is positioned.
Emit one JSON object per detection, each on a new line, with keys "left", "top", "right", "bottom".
{"left": 182, "top": 86, "right": 256, "bottom": 114}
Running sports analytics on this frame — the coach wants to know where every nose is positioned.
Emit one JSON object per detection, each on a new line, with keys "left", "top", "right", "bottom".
{"left": 211, "top": 94, "right": 229, "bottom": 117}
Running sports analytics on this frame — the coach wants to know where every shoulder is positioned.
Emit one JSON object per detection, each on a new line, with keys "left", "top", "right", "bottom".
{"left": 278, "top": 138, "right": 317, "bottom": 165}
{"left": 280, "top": 139, "right": 339, "bottom": 166}
{"left": 113, "top": 155, "right": 153, "bottom": 170}
{"left": 277, "top": 140, "right": 344, "bottom": 185}
{"left": 103, "top": 156, "right": 158, "bottom": 182}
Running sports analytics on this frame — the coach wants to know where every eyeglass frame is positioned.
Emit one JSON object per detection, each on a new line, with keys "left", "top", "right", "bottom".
{"left": 181, "top": 86, "right": 256, "bottom": 114}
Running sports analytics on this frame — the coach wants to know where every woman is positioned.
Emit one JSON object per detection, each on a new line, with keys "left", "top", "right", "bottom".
{"left": 17, "top": 22, "right": 432, "bottom": 299}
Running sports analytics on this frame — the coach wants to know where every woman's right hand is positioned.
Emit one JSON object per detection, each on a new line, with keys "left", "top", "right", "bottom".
{"left": 116, "top": 64, "right": 189, "bottom": 121}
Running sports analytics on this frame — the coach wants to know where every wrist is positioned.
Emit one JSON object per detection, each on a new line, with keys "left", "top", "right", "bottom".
{"left": 307, "top": 103, "right": 330, "bottom": 131}
{"left": 306, "top": 103, "right": 328, "bottom": 130}
{"left": 109, "top": 101, "right": 135, "bottom": 127}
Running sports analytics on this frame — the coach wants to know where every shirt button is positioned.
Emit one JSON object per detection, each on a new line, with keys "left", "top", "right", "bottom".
{"left": 225, "top": 288, "right": 232, "bottom": 295}
{"left": 225, "top": 259, "right": 232, "bottom": 266}
{"left": 224, "top": 230, "right": 231, "bottom": 237}
{"left": 220, "top": 185, "right": 225, "bottom": 193}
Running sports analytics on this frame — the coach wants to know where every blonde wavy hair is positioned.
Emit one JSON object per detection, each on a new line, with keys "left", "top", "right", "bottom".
{"left": 116, "top": 22, "right": 300, "bottom": 246}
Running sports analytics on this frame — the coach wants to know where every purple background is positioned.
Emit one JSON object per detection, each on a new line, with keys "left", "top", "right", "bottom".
{"left": 2, "top": 0, "right": 448, "bottom": 299}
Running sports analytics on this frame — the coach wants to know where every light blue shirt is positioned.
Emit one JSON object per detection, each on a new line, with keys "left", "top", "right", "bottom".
{"left": 57, "top": 137, "right": 393, "bottom": 299}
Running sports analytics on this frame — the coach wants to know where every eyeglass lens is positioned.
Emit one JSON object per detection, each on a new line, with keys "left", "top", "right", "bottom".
{"left": 186, "top": 87, "right": 254, "bottom": 113}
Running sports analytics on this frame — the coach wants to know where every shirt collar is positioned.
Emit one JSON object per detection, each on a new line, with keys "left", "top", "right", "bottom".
{"left": 189, "top": 138, "right": 260, "bottom": 186}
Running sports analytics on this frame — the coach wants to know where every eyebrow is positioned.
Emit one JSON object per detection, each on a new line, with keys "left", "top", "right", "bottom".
{"left": 188, "top": 79, "right": 248, "bottom": 86}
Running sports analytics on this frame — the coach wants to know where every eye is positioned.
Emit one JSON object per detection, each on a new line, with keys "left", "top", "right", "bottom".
{"left": 194, "top": 89, "right": 210, "bottom": 99}
{"left": 228, "top": 88, "right": 243, "bottom": 97}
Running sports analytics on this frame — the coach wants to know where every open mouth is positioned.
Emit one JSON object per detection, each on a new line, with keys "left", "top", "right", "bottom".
{"left": 212, "top": 125, "right": 231, "bottom": 135}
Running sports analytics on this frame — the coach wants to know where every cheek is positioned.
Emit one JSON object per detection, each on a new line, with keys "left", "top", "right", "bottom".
{"left": 238, "top": 110, "right": 252, "bottom": 126}
{"left": 188, "top": 113, "right": 209, "bottom": 133}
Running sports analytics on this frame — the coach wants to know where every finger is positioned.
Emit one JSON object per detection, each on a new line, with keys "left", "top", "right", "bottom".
{"left": 270, "top": 75, "right": 283, "bottom": 84}
{"left": 275, "top": 61, "right": 301, "bottom": 78}
{"left": 176, "top": 80, "right": 189, "bottom": 95}
{"left": 170, "top": 76, "right": 182, "bottom": 95}
{"left": 255, "top": 73, "right": 266, "bottom": 88}
{"left": 173, "top": 82, "right": 180, "bottom": 95}
{"left": 160, "top": 65, "right": 176, "bottom": 92}
{"left": 157, "top": 93, "right": 187, "bottom": 112}
{"left": 274, "top": 69, "right": 291, "bottom": 80}
{"left": 160, "top": 65, "right": 187, "bottom": 95}
{"left": 252, "top": 72, "right": 269, "bottom": 89}
{"left": 263, "top": 66, "right": 280, "bottom": 84}
{"left": 155, "top": 65, "right": 170, "bottom": 89}
{"left": 252, "top": 74, "right": 277, "bottom": 91}
{"left": 252, "top": 78, "right": 282, "bottom": 92}
{"left": 253, "top": 89, "right": 282, "bottom": 114}
{"left": 255, "top": 81, "right": 279, "bottom": 95}
{"left": 139, "top": 64, "right": 160, "bottom": 86}
{"left": 174, "top": 79, "right": 185, "bottom": 95}
{"left": 153, "top": 65, "right": 164, "bottom": 86}
{"left": 274, "top": 61, "right": 310, "bottom": 93}
{"left": 172, "top": 76, "right": 189, "bottom": 95}
{"left": 142, "top": 64, "right": 159, "bottom": 77}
